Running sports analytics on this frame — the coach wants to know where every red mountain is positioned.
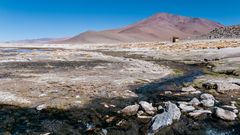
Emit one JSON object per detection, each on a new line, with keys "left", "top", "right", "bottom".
{"left": 60, "top": 13, "right": 224, "bottom": 44}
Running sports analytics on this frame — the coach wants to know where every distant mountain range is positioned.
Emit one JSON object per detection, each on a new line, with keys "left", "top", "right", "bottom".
{"left": 11, "top": 37, "right": 69, "bottom": 44}
{"left": 58, "top": 13, "right": 223, "bottom": 44}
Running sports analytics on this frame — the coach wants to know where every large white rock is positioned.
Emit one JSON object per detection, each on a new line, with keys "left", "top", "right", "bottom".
{"left": 165, "top": 102, "right": 181, "bottom": 120}
{"left": 148, "top": 102, "right": 181, "bottom": 134}
{"left": 148, "top": 112, "right": 173, "bottom": 134}
{"left": 215, "top": 107, "right": 237, "bottom": 121}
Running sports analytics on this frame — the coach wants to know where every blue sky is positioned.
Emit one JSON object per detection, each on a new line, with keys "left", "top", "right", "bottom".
{"left": 0, "top": 0, "right": 240, "bottom": 41}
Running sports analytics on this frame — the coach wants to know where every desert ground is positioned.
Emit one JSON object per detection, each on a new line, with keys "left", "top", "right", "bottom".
{"left": 0, "top": 39, "right": 240, "bottom": 135}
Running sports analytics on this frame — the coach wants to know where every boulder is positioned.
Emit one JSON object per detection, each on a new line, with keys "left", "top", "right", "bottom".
{"left": 148, "top": 112, "right": 173, "bottom": 134}
{"left": 188, "top": 109, "right": 212, "bottom": 117}
{"left": 139, "top": 101, "right": 156, "bottom": 115}
{"left": 121, "top": 104, "right": 139, "bottom": 116}
{"left": 215, "top": 107, "right": 237, "bottom": 121}
{"left": 165, "top": 102, "right": 181, "bottom": 120}
{"left": 148, "top": 102, "right": 181, "bottom": 134}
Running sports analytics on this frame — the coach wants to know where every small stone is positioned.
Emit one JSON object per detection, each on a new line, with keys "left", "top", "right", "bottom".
{"left": 190, "top": 90, "right": 202, "bottom": 94}
{"left": 215, "top": 107, "right": 237, "bottom": 121}
{"left": 121, "top": 104, "right": 139, "bottom": 116}
{"left": 164, "top": 91, "right": 172, "bottom": 94}
{"left": 181, "top": 86, "right": 196, "bottom": 92}
{"left": 105, "top": 116, "right": 116, "bottom": 123}
{"left": 233, "top": 109, "right": 239, "bottom": 114}
{"left": 158, "top": 105, "right": 163, "bottom": 110}
{"left": 139, "top": 101, "right": 156, "bottom": 115}
{"left": 201, "top": 99, "right": 215, "bottom": 107}
{"left": 179, "top": 104, "right": 195, "bottom": 112}
{"left": 40, "top": 133, "right": 51, "bottom": 135}
{"left": 137, "top": 110, "right": 144, "bottom": 116}
{"left": 86, "top": 123, "right": 95, "bottom": 131}
{"left": 36, "top": 104, "right": 47, "bottom": 111}
{"left": 116, "top": 119, "right": 130, "bottom": 128}
{"left": 200, "top": 93, "right": 215, "bottom": 100}
{"left": 188, "top": 109, "right": 212, "bottom": 117}
{"left": 137, "top": 115, "right": 152, "bottom": 123}
{"left": 189, "top": 98, "right": 201, "bottom": 106}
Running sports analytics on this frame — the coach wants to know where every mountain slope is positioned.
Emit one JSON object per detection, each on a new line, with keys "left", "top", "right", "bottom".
{"left": 200, "top": 25, "right": 240, "bottom": 39}
{"left": 61, "top": 13, "right": 224, "bottom": 44}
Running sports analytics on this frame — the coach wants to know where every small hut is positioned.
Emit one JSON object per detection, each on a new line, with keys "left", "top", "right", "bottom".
{"left": 172, "top": 37, "right": 180, "bottom": 43}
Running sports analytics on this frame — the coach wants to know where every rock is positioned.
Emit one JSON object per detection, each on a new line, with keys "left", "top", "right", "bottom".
{"left": 99, "top": 129, "right": 107, "bottom": 135}
{"left": 222, "top": 104, "right": 238, "bottom": 113}
{"left": 164, "top": 91, "right": 172, "bottom": 94}
{"left": 222, "top": 105, "right": 237, "bottom": 110}
{"left": 203, "top": 80, "right": 240, "bottom": 92}
{"left": 105, "top": 116, "right": 116, "bottom": 123}
{"left": 139, "top": 101, "right": 156, "bottom": 115}
{"left": 190, "top": 90, "right": 202, "bottom": 94}
{"left": 86, "top": 123, "right": 95, "bottom": 131}
{"left": 148, "top": 102, "right": 181, "bottom": 134}
{"left": 137, "top": 115, "right": 152, "bottom": 123}
{"left": 188, "top": 109, "right": 212, "bottom": 117}
{"left": 116, "top": 119, "right": 130, "bottom": 128}
{"left": 215, "top": 107, "right": 237, "bottom": 121}
{"left": 165, "top": 102, "right": 181, "bottom": 120}
{"left": 41, "top": 133, "right": 51, "bottom": 135}
{"left": 233, "top": 109, "right": 239, "bottom": 114}
{"left": 189, "top": 98, "right": 201, "bottom": 106}
{"left": 200, "top": 93, "right": 215, "bottom": 100}
{"left": 177, "top": 101, "right": 189, "bottom": 106}
{"left": 157, "top": 105, "right": 163, "bottom": 111}
{"left": 179, "top": 104, "right": 195, "bottom": 112}
{"left": 181, "top": 86, "right": 196, "bottom": 92}
{"left": 137, "top": 110, "right": 144, "bottom": 116}
{"left": 201, "top": 99, "right": 215, "bottom": 107}
{"left": 121, "top": 104, "right": 139, "bottom": 116}
{"left": 148, "top": 112, "right": 173, "bottom": 134}
{"left": 36, "top": 104, "right": 47, "bottom": 111}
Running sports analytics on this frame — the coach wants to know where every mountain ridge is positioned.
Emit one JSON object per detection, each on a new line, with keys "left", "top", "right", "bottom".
{"left": 57, "top": 13, "right": 224, "bottom": 44}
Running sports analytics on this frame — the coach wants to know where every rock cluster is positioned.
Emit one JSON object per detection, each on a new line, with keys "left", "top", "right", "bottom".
{"left": 203, "top": 79, "right": 240, "bottom": 93}
{"left": 120, "top": 92, "right": 239, "bottom": 134}
{"left": 201, "top": 25, "right": 240, "bottom": 39}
